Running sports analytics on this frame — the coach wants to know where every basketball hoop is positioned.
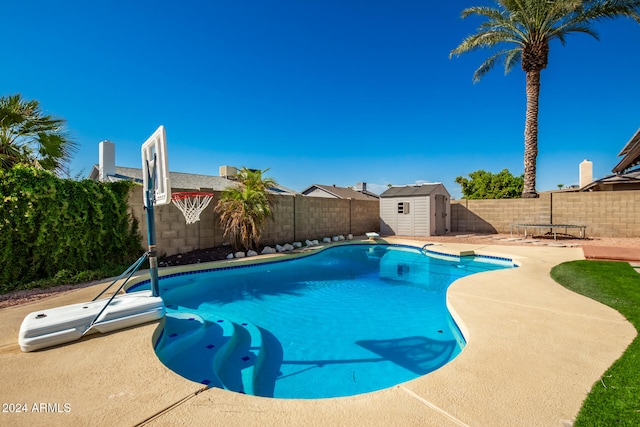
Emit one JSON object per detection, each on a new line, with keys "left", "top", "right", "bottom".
{"left": 171, "top": 192, "right": 214, "bottom": 224}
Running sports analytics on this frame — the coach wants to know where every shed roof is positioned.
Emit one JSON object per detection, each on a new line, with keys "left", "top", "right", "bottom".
{"left": 379, "top": 183, "right": 444, "bottom": 198}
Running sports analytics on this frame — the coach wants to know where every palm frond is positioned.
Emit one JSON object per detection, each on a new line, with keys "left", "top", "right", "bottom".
{"left": 473, "top": 48, "right": 519, "bottom": 82}
{"left": 581, "top": 0, "right": 640, "bottom": 23}
{"left": 450, "top": 28, "right": 519, "bottom": 57}
{"left": 452, "top": 0, "right": 640, "bottom": 80}
{"left": 503, "top": 49, "right": 522, "bottom": 74}
{"left": 460, "top": 6, "right": 508, "bottom": 21}
{"left": 0, "top": 94, "right": 76, "bottom": 173}
{"left": 551, "top": 22, "right": 599, "bottom": 44}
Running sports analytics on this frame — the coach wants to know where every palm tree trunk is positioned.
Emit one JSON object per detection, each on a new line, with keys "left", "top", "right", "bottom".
{"left": 522, "top": 70, "right": 540, "bottom": 198}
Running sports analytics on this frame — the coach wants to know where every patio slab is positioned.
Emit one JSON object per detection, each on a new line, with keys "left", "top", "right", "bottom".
{"left": 0, "top": 240, "right": 635, "bottom": 427}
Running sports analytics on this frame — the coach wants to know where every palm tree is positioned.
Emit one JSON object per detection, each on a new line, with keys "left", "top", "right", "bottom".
{"left": 0, "top": 94, "right": 77, "bottom": 174}
{"left": 450, "top": 0, "right": 640, "bottom": 198}
{"left": 215, "top": 167, "right": 279, "bottom": 251}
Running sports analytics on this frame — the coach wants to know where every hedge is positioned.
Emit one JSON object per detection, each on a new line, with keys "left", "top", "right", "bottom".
{"left": 0, "top": 165, "right": 143, "bottom": 293}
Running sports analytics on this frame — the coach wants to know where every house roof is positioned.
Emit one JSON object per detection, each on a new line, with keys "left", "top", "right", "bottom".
{"left": 612, "top": 129, "right": 640, "bottom": 174}
{"left": 379, "top": 183, "right": 445, "bottom": 198}
{"left": 300, "top": 184, "right": 379, "bottom": 200}
{"left": 580, "top": 170, "right": 640, "bottom": 191}
{"left": 88, "top": 165, "right": 297, "bottom": 194}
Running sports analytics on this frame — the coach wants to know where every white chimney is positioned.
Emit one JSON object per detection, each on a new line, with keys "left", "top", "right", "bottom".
{"left": 219, "top": 165, "right": 238, "bottom": 179}
{"left": 356, "top": 182, "right": 367, "bottom": 192}
{"left": 99, "top": 140, "right": 115, "bottom": 182}
{"left": 579, "top": 159, "right": 592, "bottom": 189}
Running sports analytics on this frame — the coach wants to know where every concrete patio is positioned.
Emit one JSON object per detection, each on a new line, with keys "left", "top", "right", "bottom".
{"left": 0, "top": 239, "right": 635, "bottom": 426}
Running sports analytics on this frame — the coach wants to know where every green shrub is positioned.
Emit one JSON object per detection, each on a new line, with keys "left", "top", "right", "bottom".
{"left": 0, "top": 165, "right": 143, "bottom": 293}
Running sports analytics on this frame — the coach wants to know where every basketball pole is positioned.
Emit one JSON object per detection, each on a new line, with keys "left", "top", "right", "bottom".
{"left": 144, "top": 157, "right": 160, "bottom": 297}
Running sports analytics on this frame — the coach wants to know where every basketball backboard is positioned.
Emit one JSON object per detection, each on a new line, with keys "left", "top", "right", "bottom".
{"left": 141, "top": 126, "right": 171, "bottom": 206}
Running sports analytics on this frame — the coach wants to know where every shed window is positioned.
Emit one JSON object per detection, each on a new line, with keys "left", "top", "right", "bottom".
{"left": 397, "top": 202, "right": 409, "bottom": 214}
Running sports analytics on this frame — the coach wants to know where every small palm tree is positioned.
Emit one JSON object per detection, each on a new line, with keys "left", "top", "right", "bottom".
{"left": 450, "top": 1, "right": 640, "bottom": 198}
{"left": 215, "top": 167, "right": 279, "bottom": 251}
{"left": 0, "top": 94, "right": 77, "bottom": 174}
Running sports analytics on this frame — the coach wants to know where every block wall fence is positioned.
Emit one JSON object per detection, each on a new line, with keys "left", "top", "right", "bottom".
{"left": 128, "top": 187, "right": 640, "bottom": 256}
{"left": 128, "top": 186, "right": 380, "bottom": 257}
{"left": 451, "top": 190, "right": 640, "bottom": 238}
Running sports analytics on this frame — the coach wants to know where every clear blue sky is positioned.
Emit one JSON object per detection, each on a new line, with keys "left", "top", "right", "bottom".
{"left": 2, "top": 1, "right": 639, "bottom": 198}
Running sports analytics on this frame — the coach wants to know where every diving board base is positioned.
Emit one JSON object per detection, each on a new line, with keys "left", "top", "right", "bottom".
{"left": 18, "top": 291, "right": 165, "bottom": 352}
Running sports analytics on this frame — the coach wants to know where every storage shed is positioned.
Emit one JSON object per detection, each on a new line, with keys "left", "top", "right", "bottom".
{"left": 379, "top": 183, "right": 450, "bottom": 236}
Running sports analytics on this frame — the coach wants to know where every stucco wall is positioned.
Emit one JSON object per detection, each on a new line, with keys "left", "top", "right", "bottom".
{"left": 451, "top": 191, "right": 640, "bottom": 238}
{"left": 129, "top": 186, "right": 380, "bottom": 256}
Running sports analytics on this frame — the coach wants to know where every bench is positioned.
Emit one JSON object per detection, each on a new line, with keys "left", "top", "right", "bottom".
{"left": 510, "top": 224, "right": 586, "bottom": 240}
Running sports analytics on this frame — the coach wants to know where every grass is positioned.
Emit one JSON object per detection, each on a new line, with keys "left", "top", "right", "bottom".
{"left": 550, "top": 260, "right": 640, "bottom": 426}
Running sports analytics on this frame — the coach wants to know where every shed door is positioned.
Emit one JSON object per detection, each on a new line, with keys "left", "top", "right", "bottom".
{"left": 435, "top": 194, "right": 446, "bottom": 235}
{"left": 396, "top": 200, "right": 412, "bottom": 235}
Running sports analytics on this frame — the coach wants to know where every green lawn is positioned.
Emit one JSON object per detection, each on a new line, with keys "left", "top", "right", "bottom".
{"left": 550, "top": 260, "right": 640, "bottom": 426}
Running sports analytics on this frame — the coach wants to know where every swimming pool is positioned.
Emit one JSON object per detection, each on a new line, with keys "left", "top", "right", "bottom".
{"left": 145, "top": 244, "right": 513, "bottom": 399}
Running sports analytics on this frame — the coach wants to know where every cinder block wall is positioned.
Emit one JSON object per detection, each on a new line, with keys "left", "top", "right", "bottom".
{"left": 129, "top": 186, "right": 381, "bottom": 256}
{"left": 451, "top": 194, "right": 551, "bottom": 234}
{"left": 293, "top": 195, "right": 350, "bottom": 241}
{"left": 451, "top": 191, "right": 640, "bottom": 238}
{"left": 552, "top": 191, "right": 640, "bottom": 237}
{"left": 351, "top": 199, "right": 381, "bottom": 236}
{"left": 260, "top": 195, "right": 295, "bottom": 245}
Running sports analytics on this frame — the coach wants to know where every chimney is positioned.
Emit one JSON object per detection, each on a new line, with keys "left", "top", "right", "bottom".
{"left": 99, "top": 140, "right": 115, "bottom": 182}
{"left": 219, "top": 165, "right": 238, "bottom": 179}
{"left": 579, "top": 159, "right": 593, "bottom": 188}
{"left": 355, "top": 182, "right": 367, "bottom": 192}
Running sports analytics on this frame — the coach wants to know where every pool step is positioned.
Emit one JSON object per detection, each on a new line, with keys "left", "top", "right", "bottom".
{"left": 155, "top": 311, "right": 207, "bottom": 362}
{"left": 156, "top": 310, "right": 235, "bottom": 388}
{"left": 156, "top": 309, "right": 269, "bottom": 395}
{"left": 214, "top": 318, "right": 263, "bottom": 395}
{"left": 252, "top": 326, "right": 284, "bottom": 398}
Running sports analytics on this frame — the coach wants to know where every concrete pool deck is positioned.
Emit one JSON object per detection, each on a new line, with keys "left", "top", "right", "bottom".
{"left": 0, "top": 239, "right": 636, "bottom": 426}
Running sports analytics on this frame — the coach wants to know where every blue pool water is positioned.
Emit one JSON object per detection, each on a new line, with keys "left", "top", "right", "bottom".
{"left": 148, "top": 244, "right": 513, "bottom": 399}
